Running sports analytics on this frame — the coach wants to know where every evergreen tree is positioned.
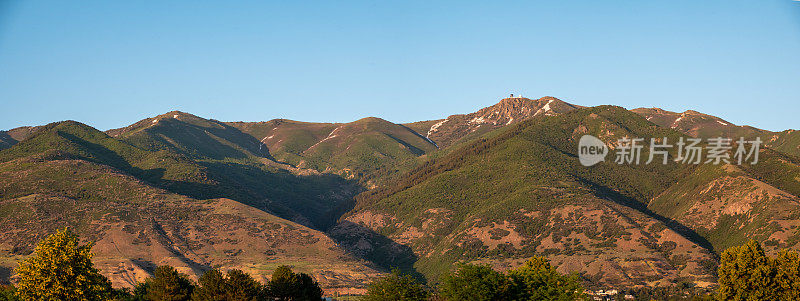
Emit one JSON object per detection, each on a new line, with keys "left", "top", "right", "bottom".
{"left": 225, "top": 269, "right": 263, "bottom": 301}
{"left": 192, "top": 269, "right": 228, "bottom": 301}
{"left": 146, "top": 265, "right": 194, "bottom": 301}
{"left": 268, "top": 265, "right": 322, "bottom": 301}
{"left": 775, "top": 250, "right": 800, "bottom": 301}
{"left": 269, "top": 266, "right": 300, "bottom": 300}
{"left": 717, "top": 240, "right": 800, "bottom": 301}
{"left": 296, "top": 273, "right": 323, "bottom": 301}
{"left": 14, "top": 228, "right": 113, "bottom": 301}
{"left": 363, "top": 269, "right": 428, "bottom": 301}
{"left": 717, "top": 240, "right": 778, "bottom": 300}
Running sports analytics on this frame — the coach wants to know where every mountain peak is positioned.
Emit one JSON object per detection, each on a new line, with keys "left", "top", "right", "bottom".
{"left": 155, "top": 110, "right": 199, "bottom": 120}
{"left": 417, "top": 95, "right": 580, "bottom": 148}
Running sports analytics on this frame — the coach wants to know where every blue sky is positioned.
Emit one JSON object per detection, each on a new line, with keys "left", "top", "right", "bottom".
{"left": 1, "top": 0, "right": 798, "bottom": 131}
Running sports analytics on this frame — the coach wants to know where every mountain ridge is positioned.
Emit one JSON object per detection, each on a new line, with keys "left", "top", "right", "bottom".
{"left": 1, "top": 95, "right": 799, "bottom": 292}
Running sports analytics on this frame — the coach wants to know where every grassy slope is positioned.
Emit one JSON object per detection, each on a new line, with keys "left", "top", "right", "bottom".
{"left": 228, "top": 117, "right": 438, "bottom": 187}
{"left": 648, "top": 151, "right": 800, "bottom": 254}
{"left": 3, "top": 119, "right": 356, "bottom": 230}
{"left": 761, "top": 130, "right": 800, "bottom": 157}
{"left": 335, "top": 106, "right": 718, "bottom": 287}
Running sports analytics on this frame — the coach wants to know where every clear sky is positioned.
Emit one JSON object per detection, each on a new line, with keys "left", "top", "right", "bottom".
{"left": 1, "top": 0, "right": 799, "bottom": 131}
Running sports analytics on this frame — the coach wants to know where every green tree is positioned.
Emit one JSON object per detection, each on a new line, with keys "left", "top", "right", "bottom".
{"left": 192, "top": 269, "right": 264, "bottom": 301}
{"left": 225, "top": 269, "right": 263, "bottom": 301}
{"left": 508, "top": 256, "right": 582, "bottom": 301}
{"left": 192, "top": 269, "right": 228, "bottom": 301}
{"left": 439, "top": 264, "right": 515, "bottom": 301}
{"left": 295, "top": 273, "right": 322, "bottom": 301}
{"left": 269, "top": 266, "right": 300, "bottom": 300}
{"left": 268, "top": 265, "right": 322, "bottom": 301}
{"left": 775, "top": 250, "right": 800, "bottom": 301}
{"left": 146, "top": 265, "right": 194, "bottom": 301}
{"left": 717, "top": 240, "right": 800, "bottom": 301}
{"left": 14, "top": 227, "right": 113, "bottom": 301}
{"left": 363, "top": 269, "right": 429, "bottom": 301}
{"left": 717, "top": 240, "right": 778, "bottom": 300}
{"left": 128, "top": 281, "right": 150, "bottom": 301}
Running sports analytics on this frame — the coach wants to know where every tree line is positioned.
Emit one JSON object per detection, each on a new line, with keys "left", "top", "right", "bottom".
{"left": 1, "top": 228, "right": 322, "bottom": 301}
{"left": 2, "top": 228, "right": 800, "bottom": 300}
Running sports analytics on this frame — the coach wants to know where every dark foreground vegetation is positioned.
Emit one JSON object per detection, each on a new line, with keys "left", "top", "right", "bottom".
{"left": 1, "top": 228, "right": 799, "bottom": 300}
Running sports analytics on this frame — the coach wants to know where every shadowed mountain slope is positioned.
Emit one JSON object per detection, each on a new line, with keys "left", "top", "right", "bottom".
{"left": 0, "top": 153, "right": 382, "bottom": 294}
{"left": 0, "top": 126, "right": 41, "bottom": 151}
{"left": 4, "top": 119, "right": 357, "bottom": 230}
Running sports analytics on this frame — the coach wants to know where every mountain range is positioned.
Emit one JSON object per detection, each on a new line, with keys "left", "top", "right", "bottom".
{"left": 1, "top": 96, "right": 798, "bottom": 293}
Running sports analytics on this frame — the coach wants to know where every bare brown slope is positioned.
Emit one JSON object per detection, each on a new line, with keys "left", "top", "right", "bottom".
{"left": 648, "top": 162, "right": 800, "bottom": 255}
{"left": 631, "top": 108, "right": 766, "bottom": 139}
{"left": 0, "top": 126, "right": 42, "bottom": 151}
{"left": 0, "top": 154, "right": 382, "bottom": 294}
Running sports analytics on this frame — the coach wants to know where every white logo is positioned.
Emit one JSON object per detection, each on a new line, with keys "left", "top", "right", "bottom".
{"left": 577, "top": 135, "right": 761, "bottom": 167}
{"left": 578, "top": 135, "right": 608, "bottom": 167}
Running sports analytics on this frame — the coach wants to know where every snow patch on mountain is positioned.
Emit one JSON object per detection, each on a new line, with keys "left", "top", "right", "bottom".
{"left": 427, "top": 119, "right": 448, "bottom": 138}
{"left": 305, "top": 127, "right": 341, "bottom": 152}
{"left": 469, "top": 116, "right": 487, "bottom": 124}
{"left": 534, "top": 99, "right": 555, "bottom": 116}
{"left": 671, "top": 117, "right": 683, "bottom": 128}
